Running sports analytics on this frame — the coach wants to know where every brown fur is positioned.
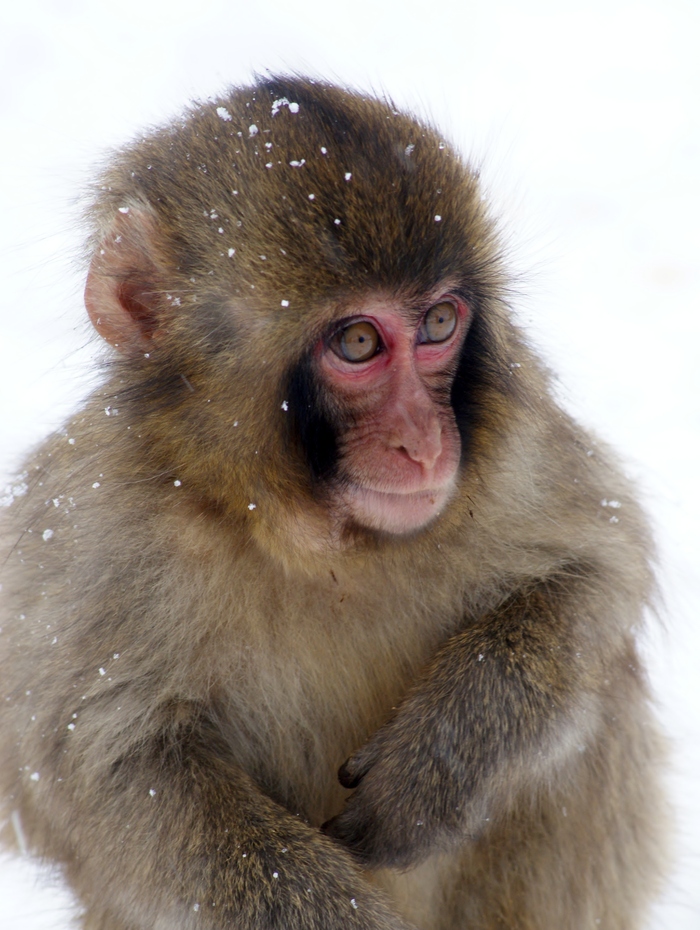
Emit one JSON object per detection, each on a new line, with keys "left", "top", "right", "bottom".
{"left": 0, "top": 77, "right": 665, "bottom": 929}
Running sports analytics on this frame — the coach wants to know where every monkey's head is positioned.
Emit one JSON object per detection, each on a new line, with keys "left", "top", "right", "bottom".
{"left": 85, "top": 77, "right": 519, "bottom": 552}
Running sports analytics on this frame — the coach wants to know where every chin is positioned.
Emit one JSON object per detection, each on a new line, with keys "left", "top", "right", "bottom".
{"left": 345, "top": 482, "right": 456, "bottom": 535}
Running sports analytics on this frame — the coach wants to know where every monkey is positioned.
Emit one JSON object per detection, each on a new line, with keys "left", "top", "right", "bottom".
{"left": 0, "top": 76, "right": 666, "bottom": 930}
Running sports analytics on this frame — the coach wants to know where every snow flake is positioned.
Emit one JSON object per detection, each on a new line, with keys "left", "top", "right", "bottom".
{"left": 1, "top": 477, "right": 29, "bottom": 508}
{"left": 216, "top": 107, "right": 232, "bottom": 121}
{"left": 271, "top": 97, "right": 288, "bottom": 116}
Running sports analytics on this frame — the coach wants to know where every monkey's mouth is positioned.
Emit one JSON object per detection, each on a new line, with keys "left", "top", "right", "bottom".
{"left": 343, "top": 482, "right": 454, "bottom": 534}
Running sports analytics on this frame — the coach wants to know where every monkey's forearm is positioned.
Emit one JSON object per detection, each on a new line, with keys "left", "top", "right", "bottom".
{"left": 42, "top": 724, "right": 412, "bottom": 930}
{"left": 324, "top": 574, "right": 607, "bottom": 867}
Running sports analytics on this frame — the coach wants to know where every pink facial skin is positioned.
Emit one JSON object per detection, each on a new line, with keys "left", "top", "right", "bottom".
{"left": 317, "top": 296, "right": 469, "bottom": 535}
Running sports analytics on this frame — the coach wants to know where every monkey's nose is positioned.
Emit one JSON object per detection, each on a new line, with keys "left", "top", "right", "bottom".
{"left": 398, "top": 435, "right": 442, "bottom": 470}
{"left": 392, "top": 418, "right": 443, "bottom": 471}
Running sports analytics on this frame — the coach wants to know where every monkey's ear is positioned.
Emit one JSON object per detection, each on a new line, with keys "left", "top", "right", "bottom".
{"left": 85, "top": 208, "right": 165, "bottom": 355}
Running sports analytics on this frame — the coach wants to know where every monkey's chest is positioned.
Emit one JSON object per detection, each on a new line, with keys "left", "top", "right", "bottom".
{"left": 214, "top": 580, "right": 441, "bottom": 825}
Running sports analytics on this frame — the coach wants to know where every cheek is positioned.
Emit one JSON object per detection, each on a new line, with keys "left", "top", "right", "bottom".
{"left": 438, "top": 408, "right": 463, "bottom": 472}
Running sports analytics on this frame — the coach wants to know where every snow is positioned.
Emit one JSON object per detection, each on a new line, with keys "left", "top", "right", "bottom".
{"left": 0, "top": 1, "right": 698, "bottom": 928}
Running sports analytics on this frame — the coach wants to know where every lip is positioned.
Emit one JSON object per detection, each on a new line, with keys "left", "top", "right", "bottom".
{"left": 343, "top": 482, "right": 455, "bottom": 534}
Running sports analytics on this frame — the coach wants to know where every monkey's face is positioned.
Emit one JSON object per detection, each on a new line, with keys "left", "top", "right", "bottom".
{"left": 85, "top": 79, "right": 514, "bottom": 555}
{"left": 311, "top": 294, "right": 467, "bottom": 535}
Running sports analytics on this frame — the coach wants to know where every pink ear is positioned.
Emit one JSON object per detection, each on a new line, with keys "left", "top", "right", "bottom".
{"left": 84, "top": 208, "right": 163, "bottom": 354}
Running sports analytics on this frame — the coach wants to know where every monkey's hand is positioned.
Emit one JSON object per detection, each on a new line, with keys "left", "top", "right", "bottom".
{"left": 322, "top": 675, "right": 480, "bottom": 870}
{"left": 323, "top": 576, "right": 596, "bottom": 869}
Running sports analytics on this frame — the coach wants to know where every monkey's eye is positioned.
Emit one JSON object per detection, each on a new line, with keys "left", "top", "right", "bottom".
{"left": 421, "top": 301, "right": 457, "bottom": 343}
{"left": 333, "top": 320, "right": 380, "bottom": 363}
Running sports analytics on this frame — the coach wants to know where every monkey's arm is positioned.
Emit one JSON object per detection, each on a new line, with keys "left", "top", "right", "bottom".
{"left": 53, "top": 715, "right": 411, "bottom": 930}
{"left": 323, "top": 569, "right": 618, "bottom": 868}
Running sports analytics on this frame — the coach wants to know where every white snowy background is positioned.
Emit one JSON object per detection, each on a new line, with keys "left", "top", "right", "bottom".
{"left": 0, "top": 0, "right": 698, "bottom": 927}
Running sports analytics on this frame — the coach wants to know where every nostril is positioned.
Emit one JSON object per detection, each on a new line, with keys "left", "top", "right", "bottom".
{"left": 395, "top": 441, "right": 441, "bottom": 470}
{"left": 386, "top": 403, "right": 443, "bottom": 469}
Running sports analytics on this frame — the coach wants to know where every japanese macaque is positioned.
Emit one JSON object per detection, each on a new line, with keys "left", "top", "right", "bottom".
{"left": 0, "top": 77, "right": 665, "bottom": 930}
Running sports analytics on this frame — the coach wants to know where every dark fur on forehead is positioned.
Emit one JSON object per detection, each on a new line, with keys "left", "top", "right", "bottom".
{"left": 91, "top": 76, "right": 504, "bottom": 321}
